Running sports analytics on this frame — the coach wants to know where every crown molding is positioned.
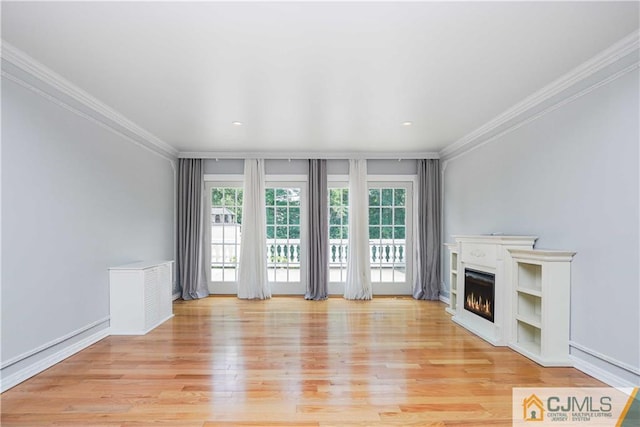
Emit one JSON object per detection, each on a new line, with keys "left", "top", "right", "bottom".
{"left": 441, "top": 61, "right": 638, "bottom": 165}
{"left": 1, "top": 40, "right": 178, "bottom": 159}
{"left": 440, "top": 29, "right": 640, "bottom": 161}
{"left": 179, "top": 151, "right": 440, "bottom": 160}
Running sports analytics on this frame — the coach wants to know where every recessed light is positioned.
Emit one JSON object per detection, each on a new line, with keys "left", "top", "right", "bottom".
{"left": 402, "top": 121, "right": 413, "bottom": 126}
{"left": 232, "top": 121, "right": 243, "bottom": 126}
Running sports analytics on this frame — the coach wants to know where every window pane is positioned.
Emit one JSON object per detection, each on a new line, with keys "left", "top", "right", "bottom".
{"left": 223, "top": 188, "right": 236, "bottom": 203}
{"left": 381, "top": 189, "right": 393, "bottom": 206}
{"left": 381, "top": 207, "right": 393, "bottom": 225}
{"left": 394, "top": 226, "right": 405, "bottom": 239}
{"left": 289, "top": 189, "right": 301, "bottom": 206}
{"left": 276, "top": 207, "right": 288, "bottom": 225}
{"left": 289, "top": 207, "right": 300, "bottom": 225}
{"left": 290, "top": 226, "right": 300, "bottom": 239}
{"left": 267, "top": 268, "right": 276, "bottom": 282}
{"left": 369, "top": 226, "right": 379, "bottom": 240}
{"left": 394, "top": 189, "right": 405, "bottom": 206}
{"left": 382, "top": 226, "right": 393, "bottom": 239}
{"left": 276, "top": 226, "right": 287, "bottom": 239}
{"left": 212, "top": 189, "right": 223, "bottom": 206}
{"left": 266, "top": 207, "right": 275, "bottom": 225}
{"left": 369, "top": 208, "right": 380, "bottom": 225}
{"left": 395, "top": 208, "right": 405, "bottom": 224}
{"left": 276, "top": 189, "right": 288, "bottom": 205}
{"left": 329, "top": 226, "right": 341, "bottom": 239}
{"left": 369, "top": 189, "right": 380, "bottom": 206}
{"left": 265, "top": 188, "right": 274, "bottom": 205}
{"left": 342, "top": 189, "right": 349, "bottom": 205}
{"left": 266, "top": 225, "right": 274, "bottom": 239}
{"left": 329, "top": 207, "right": 341, "bottom": 225}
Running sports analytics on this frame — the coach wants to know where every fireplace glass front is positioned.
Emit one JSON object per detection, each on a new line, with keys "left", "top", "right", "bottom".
{"left": 464, "top": 269, "right": 495, "bottom": 323}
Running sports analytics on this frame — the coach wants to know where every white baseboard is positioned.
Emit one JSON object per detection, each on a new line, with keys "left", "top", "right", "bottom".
{"left": 0, "top": 316, "right": 110, "bottom": 369}
{"left": 0, "top": 328, "right": 109, "bottom": 392}
{"left": 569, "top": 341, "right": 640, "bottom": 387}
{"left": 172, "top": 291, "right": 181, "bottom": 301}
{"left": 570, "top": 356, "right": 638, "bottom": 388}
{"left": 439, "top": 294, "right": 450, "bottom": 304}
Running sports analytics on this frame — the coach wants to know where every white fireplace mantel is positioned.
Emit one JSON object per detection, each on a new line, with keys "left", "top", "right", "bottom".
{"left": 449, "top": 235, "right": 538, "bottom": 346}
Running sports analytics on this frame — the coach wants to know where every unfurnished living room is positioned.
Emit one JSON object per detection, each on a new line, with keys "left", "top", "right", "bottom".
{"left": 1, "top": 1, "right": 639, "bottom": 426}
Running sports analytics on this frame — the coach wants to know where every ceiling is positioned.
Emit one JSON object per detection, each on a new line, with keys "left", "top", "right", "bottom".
{"left": 2, "top": 1, "right": 639, "bottom": 155}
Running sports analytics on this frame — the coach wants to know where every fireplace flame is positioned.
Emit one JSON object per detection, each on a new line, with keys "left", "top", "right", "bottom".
{"left": 465, "top": 293, "right": 492, "bottom": 316}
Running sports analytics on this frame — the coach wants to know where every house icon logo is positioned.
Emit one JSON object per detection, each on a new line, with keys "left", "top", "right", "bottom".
{"left": 523, "top": 394, "right": 545, "bottom": 421}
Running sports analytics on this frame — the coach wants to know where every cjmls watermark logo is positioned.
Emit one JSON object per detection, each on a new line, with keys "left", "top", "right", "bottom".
{"left": 513, "top": 387, "right": 639, "bottom": 426}
{"left": 522, "top": 394, "right": 545, "bottom": 421}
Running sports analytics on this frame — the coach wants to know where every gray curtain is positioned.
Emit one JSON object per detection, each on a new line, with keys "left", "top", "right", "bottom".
{"left": 413, "top": 159, "right": 441, "bottom": 300}
{"left": 305, "top": 159, "right": 328, "bottom": 300}
{"left": 177, "top": 158, "right": 209, "bottom": 300}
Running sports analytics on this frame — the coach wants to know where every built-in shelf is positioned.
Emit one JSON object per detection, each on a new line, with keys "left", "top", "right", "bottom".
{"left": 509, "top": 249, "right": 575, "bottom": 367}
{"left": 516, "top": 292, "right": 542, "bottom": 325}
{"left": 515, "top": 313, "right": 542, "bottom": 329}
{"left": 445, "top": 243, "right": 459, "bottom": 316}
{"left": 517, "top": 262, "right": 542, "bottom": 293}
{"left": 515, "top": 287, "right": 542, "bottom": 298}
{"left": 515, "top": 321, "right": 542, "bottom": 357}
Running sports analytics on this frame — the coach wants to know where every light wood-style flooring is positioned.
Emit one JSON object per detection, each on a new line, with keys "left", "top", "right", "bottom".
{"left": 1, "top": 296, "right": 603, "bottom": 426}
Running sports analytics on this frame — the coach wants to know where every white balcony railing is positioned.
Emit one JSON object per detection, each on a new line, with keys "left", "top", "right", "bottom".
{"left": 211, "top": 239, "right": 406, "bottom": 267}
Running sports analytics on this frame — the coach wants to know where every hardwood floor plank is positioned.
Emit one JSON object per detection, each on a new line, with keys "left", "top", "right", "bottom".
{"left": 1, "top": 296, "right": 604, "bottom": 426}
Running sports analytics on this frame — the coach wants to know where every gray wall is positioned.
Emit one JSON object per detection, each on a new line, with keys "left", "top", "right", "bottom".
{"left": 442, "top": 69, "right": 639, "bottom": 384}
{"left": 1, "top": 74, "right": 175, "bottom": 385}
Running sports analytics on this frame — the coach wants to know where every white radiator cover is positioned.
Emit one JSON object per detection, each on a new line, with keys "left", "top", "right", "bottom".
{"left": 109, "top": 260, "right": 174, "bottom": 335}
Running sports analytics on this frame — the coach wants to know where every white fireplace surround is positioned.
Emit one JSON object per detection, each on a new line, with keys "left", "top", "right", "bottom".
{"left": 450, "top": 235, "right": 538, "bottom": 346}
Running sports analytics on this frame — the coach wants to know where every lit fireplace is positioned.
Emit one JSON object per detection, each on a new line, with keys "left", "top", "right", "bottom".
{"left": 464, "top": 269, "right": 495, "bottom": 323}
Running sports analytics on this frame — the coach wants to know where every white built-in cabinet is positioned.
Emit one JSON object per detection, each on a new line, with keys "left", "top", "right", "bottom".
{"left": 109, "top": 260, "right": 174, "bottom": 335}
{"left": 445, "top": 243, "right": 459, "bottom": 315}
{"left": 508, "top": 249, "right": 575, "bottom": 366}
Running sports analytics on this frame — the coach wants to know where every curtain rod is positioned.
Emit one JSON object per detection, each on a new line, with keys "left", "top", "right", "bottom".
{"left": 178, "top": 151, "right": 440, "bottom": 160}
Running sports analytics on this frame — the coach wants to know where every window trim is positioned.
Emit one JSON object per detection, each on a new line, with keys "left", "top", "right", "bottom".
{"left": 367, "top": 180, "right": 414, "bottom": 295}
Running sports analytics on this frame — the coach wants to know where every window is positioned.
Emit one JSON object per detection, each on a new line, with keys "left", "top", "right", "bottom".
{"left": 328, "top": 186, "right": 349, "bottom": 282}
{"left": 327, "top": 178, "right": 413, "bottom": 294}
{"left": 205, "top": 177, "right": 307, "bottom": 295}
{"left": 368, "top": 186, "right": 407, "bottom": 283}
{"left": 205, "top": 174, "right": 412, "bottom": 295}
{"left": 209, "top": 185, "right": 243, "bottom": 283}
{"left": 367, "top": 180, "right": 413, "bottom": 293}
{"left": 266, "top": 186, "right": 303, "bottom": 283}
